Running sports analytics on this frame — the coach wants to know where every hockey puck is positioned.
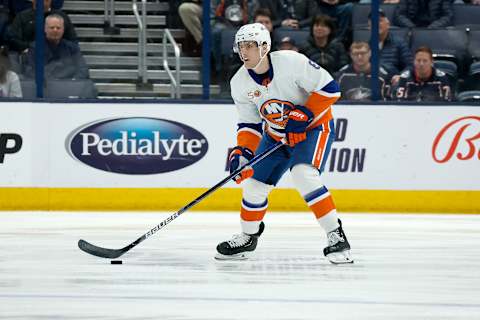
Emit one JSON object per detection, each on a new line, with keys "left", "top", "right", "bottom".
{"left": 111, "top": 260, "right": 123, "bottom": 264}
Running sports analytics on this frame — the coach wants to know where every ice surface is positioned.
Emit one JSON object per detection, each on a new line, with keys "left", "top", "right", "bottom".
{"left": 0, "top": 212, "right": 479, "bottom": 320}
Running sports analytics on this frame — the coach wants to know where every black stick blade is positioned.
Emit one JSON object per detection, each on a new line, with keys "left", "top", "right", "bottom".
{"left": 78, "top": 239, "right": 125, "bottom": 259}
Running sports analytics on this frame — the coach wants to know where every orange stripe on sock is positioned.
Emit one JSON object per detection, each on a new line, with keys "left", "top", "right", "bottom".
{"left": 240, "top": 207, "right": 267, "bottom": 221}
{"left": 309, "top": 195, "right": 336, "bottom": 219}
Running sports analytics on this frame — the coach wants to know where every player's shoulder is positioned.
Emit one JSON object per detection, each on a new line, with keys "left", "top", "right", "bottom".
{"left": 230, "top": 65, "right": 248, "bottom": 88}
{"left": 230, "top": 66, "right": 250, "bottom": 100}
{"left": 270, "top": 50, "right": 307, "bottom": 64}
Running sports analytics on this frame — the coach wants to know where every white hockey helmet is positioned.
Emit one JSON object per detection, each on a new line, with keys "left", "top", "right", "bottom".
{"left": 233, "top": 22, "right": 271, "bottom": 53}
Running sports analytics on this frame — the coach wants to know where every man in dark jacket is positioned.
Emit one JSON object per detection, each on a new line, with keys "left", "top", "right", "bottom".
{"left": 393, "top": 0, "right": 453, "bottom": 28}
{"left": 315, "top": 0, "right": 353, "bottom": 41}
{"left": 336, "top": 42, "right": 391, "bottom": 101}
{"left": 7, "top": 0, "right": 76, "bottom": 52}
{"left": 391, "top": 46, "right": 452, "bottom": 101}
{"left": 300, "top": 14, "right": 349, "bottom": 73}
{"left": 368, "top": 9, "right": 412, "bottom": 75}
{"left": 23, "top": 14, "right": 88, "bottom": 80}
{"left": 13, "top": 0, "right": 64, "bottom": 13}
{"left": 258, "top": 0, "right": 318, "bottom": 29}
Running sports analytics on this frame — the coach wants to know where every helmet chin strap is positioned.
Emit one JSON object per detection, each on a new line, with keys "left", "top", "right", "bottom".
{"left": 251, "top": 46, "right": 269, "bottom": 72}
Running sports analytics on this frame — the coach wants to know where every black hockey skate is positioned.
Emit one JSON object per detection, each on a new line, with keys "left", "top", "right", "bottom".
{"left": 323, "top": 219, "right": 354, "bottom": 264}
{"left": 215, "top": 222, "right": 265, "bottom": 260}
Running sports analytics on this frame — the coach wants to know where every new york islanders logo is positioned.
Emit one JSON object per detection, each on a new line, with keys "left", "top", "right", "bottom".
{"left": 259, "top": 99, "right": 295, "bottom": 128}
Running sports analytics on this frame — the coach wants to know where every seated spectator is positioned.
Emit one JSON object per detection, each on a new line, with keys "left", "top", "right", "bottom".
{"left": 368, "top": 9, "right": 412, "bottom": 75}
{"left": 13, "top": 0, "right": 63, "bottom": 13}
{"left": 315, "top": 0, "right": 353, "bottom": 42}
{"left": 278, "top": 36, "right": 299, "bottom": 52}
{"left": 393, "top": 0, "right": 453, "bottom": 28}
{"left": 178, "top": 0, "right": 202, "bottom": 56}
{"left": 336, "top": 42, "right": 391, "bottom": 101}
{"left": 0, "top": 46, "right": 22, "bottom": 98}
{"left": 391, "top": 46, "right": 452, "bottom": 101}
{"left": 257, "top": 0, "right": 318, "bottom": 29}
{"left": 299, "top": 14, "right": 349, "bottom": 73}
{"left": 23, "top": 14, "right": 88, "bottom": 80}
{"left": 7, "top": 0, "right": 77, "bottom": 53}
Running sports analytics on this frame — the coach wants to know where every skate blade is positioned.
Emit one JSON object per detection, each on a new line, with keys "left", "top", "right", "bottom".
{"left": 214, "top": 252, "right": 251, "bottom": 261}
{"left": 326, "top": 250, "right": 354, "bottom": 264}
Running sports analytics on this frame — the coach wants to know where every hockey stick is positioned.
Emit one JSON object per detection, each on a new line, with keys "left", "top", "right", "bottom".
{"left": 78, "top": 141, "right": 284, "bottom": 259}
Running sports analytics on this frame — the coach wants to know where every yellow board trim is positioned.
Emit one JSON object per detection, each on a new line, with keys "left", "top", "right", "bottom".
{"left": 0, "top": 188, "right": 479, "bottom": 213}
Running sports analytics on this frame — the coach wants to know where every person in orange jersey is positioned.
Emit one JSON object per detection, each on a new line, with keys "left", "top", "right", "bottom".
{"left": 216, "top": 22, "right": 353, "bottom": 264}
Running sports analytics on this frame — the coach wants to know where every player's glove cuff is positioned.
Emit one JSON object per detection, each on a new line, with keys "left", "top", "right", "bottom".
{"left": 229, "top": 146, "right": 255, "bottom": 184}
{"left": 285, "top": 105, "right": 314, "bottom": 147}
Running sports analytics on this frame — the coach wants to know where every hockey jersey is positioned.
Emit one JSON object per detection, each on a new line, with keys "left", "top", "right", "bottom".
{"left": 230, "top": 50, "right": 340, "bottom": 152}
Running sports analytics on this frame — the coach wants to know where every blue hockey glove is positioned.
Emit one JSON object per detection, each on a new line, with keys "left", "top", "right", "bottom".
{"left": 229, "top": 146, "right": 255, "bottom": 184}
{"left": 284, "top": 105, "right": 314, "bottom": 147}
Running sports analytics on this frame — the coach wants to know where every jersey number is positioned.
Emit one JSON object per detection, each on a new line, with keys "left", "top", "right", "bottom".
{"left": 308, "top": 59, "right": 321, "bottom": 69}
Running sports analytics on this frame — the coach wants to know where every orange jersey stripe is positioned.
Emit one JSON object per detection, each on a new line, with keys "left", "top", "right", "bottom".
{"left": 313, "top": 130, "right": 329, "bottom": 168}
{"left": 309, "top": 195, "right": 336, "bottom": 219}
{"left": 237, "top": 130, "right": 261, "bottom": 152}
{"left": 241, "top": 207, "right": 267, "bottom": 221}
{"left": 305, "top": 92, "right": 339, "bottom": 128}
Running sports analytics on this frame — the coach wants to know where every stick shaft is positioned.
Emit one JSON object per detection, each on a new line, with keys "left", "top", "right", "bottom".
{"left": 79, "top": 141, "right": 284, "bottom": 258}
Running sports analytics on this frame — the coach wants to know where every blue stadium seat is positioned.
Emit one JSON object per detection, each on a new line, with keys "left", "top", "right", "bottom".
{"left": 453, "top": 4, "right": 480, "bottom": 29}
{"left": 273, "top": 29, "right": 310, "bottom": 49}
{"left": 465, "top": 61, "right": 480, "bottom": 90}
{"left": 469, "top": 30, "right": 480, "bottom": 59}
{"left": 411, "top": 28, "right": 468, "bottom": 65}
{"left": 352, "top": 3, "right": 397, "bottom": 28}
{"left": 353, "top": 28, "right": 410, "bottom": 45}
{"left": 20, "top": 80, "right": 36, "bottom": 99}
{"left": 434, "top": 60, "right": 458, "bottom": 80}
{"left": 457, "top": 90, "right": 480, "bottom": 102}
{"left": 45, "top": 79, "right": 97, "bottom": 99}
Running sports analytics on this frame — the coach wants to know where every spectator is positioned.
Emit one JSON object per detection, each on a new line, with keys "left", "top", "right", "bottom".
{"left": 257, "top": 0, "right": 318, "bottom": 29}
{"left": 7, "top": 0, "right": 77, "bottom": 53}
{"left": 393, "top": 0, "right": 453, "bottom": 28}
{"left": 13, "top": 0, "right": 63, "bottom": 13}
{"left": 23, "top": 14, "right": 88, "bottom": 80}
{"left": 253, "top": 7, "right": 274, "bottom": 43}
{"left": 368, "top": 9, "right": 412, "bottom": 75}
{"left": 211, "top": 0, "right": 259, "bottom": 73}
{"left": 336, "top": 42, "right": 391, "bottom": 101}
{"left": 392, "top": 46, "right": 452, "bottom": 101}
{"left": 178, "top": 0, "right": 202, "bottom": 56}
{"left": 315, "top": 0, "right": 353, "bottom": 42}
{"left": 300, "top": 14, "right": 349, "bottom": 73}
{"left": 0, "top": 47, "right": 22, "bottom": 98}
{"left": 278, "top": 36, "right": 299, "bottom": 52}
{"left": 462, "top": 0, "right": 480, "bottom": 4}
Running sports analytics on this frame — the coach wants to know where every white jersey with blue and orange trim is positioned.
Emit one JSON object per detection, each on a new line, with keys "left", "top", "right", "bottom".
{"left": 230, "top": 50, "right": 341, "bottom": 152}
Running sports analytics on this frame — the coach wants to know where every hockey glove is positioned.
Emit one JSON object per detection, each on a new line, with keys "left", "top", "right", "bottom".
{"left": 284, "top": 105, "right": 314, "bottom": 147}
{"left": 229, "top": 146, "right": 255, "bottom": 184}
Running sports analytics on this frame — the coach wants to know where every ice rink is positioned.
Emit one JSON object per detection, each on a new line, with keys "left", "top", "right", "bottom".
{"left": 1, "top": 211, "right": 479, "bottom": 320}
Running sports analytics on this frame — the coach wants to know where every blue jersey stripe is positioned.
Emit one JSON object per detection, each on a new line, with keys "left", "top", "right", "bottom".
{"left": 238, "top": 123, "right": 263, "bottom": 134}
{"left": 321, "top": 80, "right": 340, "bottom": 94}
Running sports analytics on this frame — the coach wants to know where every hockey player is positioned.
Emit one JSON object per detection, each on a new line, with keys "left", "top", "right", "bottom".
{"left": 215, "top": 23, "right": 353, "bottom": 264}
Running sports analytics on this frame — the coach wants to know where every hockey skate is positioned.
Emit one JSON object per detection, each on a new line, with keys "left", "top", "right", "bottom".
{"left": 323, "top": 219, "right": 354, "bottom": 264}
{"left": 215, "top": 222, "right": 265, "bottom": 260}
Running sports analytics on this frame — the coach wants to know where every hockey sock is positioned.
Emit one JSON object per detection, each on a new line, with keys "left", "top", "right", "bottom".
{"left": 240, "top": 178, "right": 273, "bottom": 234}
{"left": 291, "top": 164, "right": 340, "bottom": 233}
